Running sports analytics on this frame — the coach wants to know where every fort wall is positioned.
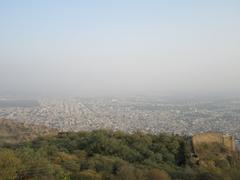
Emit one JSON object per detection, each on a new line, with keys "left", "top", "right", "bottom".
{"left": 192, "top": 132, "right": 236, "bottom": 154}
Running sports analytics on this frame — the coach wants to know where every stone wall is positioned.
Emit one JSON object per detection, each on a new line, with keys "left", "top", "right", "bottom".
{"left": 223, "top": 135, "right": 236, "bottom": 152}
{"left": 192, "top": 132, "right": 236, "bottom": 154}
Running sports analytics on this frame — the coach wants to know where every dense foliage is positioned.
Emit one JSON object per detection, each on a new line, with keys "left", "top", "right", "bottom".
{"left": 0, "top": 130, "right": 239, "bottom": 180}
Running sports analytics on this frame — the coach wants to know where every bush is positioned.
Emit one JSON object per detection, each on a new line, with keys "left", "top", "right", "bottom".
{"left": 147, "top": 169, "right": 171, "bottom": 180}
{"left": 0, "top": 149, "right": 21, "bottom": 179}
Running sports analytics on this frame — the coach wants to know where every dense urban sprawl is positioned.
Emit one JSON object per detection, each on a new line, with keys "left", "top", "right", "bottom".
{"left": 0, "top": 96, "right": 240, "bottom": 140}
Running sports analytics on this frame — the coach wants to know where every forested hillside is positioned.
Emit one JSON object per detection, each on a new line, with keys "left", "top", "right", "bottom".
{"left": 0, "top": 130, "right": 239, "bottom": 180}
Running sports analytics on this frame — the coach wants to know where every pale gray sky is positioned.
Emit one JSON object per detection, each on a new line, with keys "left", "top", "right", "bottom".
{"left": 0, "top": 0, "right": 240, "bottom": 96}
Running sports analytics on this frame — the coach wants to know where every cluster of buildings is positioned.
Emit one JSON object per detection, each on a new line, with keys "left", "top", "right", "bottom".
{"left": 0, "top": 96, "right": 239, "bottom": 140}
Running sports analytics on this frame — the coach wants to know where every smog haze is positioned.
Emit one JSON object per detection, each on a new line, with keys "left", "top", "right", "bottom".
{"left": 0, "top": 0, "right": 240, "bottom": 97}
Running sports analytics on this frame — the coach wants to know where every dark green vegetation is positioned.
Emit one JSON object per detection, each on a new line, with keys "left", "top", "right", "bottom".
{"left": 0, "top": 130, "right": 239, "bottom": 180}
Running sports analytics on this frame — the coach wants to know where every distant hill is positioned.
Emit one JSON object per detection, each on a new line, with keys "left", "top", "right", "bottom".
{"left": 0, "top": 118, "right": 57, "bottom": 145}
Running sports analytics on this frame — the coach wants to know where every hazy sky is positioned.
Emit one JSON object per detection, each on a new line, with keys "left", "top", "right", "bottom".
{"left": 0, "top": 0, "right": 240, "bottom": 96}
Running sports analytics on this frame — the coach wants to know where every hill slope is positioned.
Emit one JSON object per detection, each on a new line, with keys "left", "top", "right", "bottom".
{"left": 0, "top": 130, "right": 239, "bottom": 179}
{"left": 0, "top": 118, "right": 57, "bottom": 145}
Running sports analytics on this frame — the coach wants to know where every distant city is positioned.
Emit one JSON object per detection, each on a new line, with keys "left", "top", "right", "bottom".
{"left": 0, "top": 96, "right": 240, "bottom": 140}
